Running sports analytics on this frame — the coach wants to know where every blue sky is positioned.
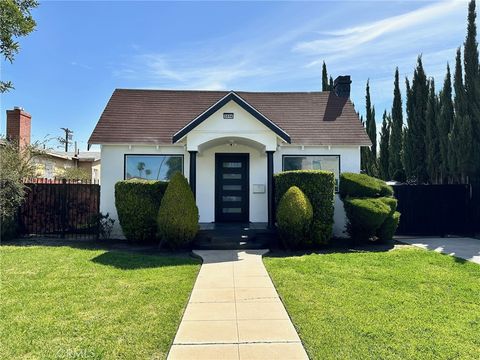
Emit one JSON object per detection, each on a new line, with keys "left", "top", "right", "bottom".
{"left": 0, "top": 0, "right": 470, "bottom": 151}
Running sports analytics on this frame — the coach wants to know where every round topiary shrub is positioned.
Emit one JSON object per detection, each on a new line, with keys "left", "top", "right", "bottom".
{"left": 378, "top": 196, "right": 398, "bottom": 215}
{"left": 339, "top": 172, "right": 393, "bottom": 199}
{"left": 343, "top": 197, "right": 391, "bottom": 242}
{"left": 276, "top": 186, "right": 313, "bottom": 249}
{"left": 377, "top": 211, "right": 401, "bottom": 241}
{"left": 115, "top": 179, "right": 168, "bottom": 243}
{"left": 157, "top": 172, "right": 199, "bottom": 249}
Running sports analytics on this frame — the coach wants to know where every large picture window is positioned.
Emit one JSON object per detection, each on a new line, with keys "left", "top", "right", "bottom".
{"left": 282, "top": 155, "right": 340, "bottom": 191}
{"left": 124, "top": 155, "right": 183, "bottom": 181}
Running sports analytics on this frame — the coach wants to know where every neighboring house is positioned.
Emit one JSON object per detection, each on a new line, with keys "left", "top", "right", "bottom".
{"left": 5, "top": 107, "right": 101, "bottom": 183}
{"left": 33, "top": 150, "right": 101, "bottom": 182}
{"left": 88, "top": 76, "right": 371, "bottom": 238}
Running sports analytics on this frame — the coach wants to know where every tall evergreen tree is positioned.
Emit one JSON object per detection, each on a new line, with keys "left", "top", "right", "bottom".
{"left": 451, "top": 47, "right": 475, "bottom": 182}
{"left": 403, "top": 78, "right": 415, "bottom": 181}
{"left": 379, "top": 111, "right": 391, "bottom": 180}
{"left": 322, "top": 61, "right": 329, "bottom": 91}
{"left": 438, "top": 64, "right": 454, "bottom": 183}
{"left": 463, "top": 0, "right": 480, "bottom": 175}
{"left": 363, "top": 80, "right": 378, "bottom": 177}
{"left": 389, "top": 68, "right": 405, "bottom": 181}
{"left": 360, "top": 115, "right": 368, "bottom": 172}
{"left": 329, "top": 76, "right": 334, "bottom": 91}
{"left": 425, "top": 79, "right": 441, "bottom": 183}
{"left": 403, "top": 57, "right": 429, "bottom": 183}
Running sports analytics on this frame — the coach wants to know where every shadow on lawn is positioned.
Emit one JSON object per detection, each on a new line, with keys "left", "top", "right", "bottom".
{"left": 266, "top": 238, "right": 399, "bottom": 258}
{"left": 91, "top": 250, "right": 198, "bottom": 270}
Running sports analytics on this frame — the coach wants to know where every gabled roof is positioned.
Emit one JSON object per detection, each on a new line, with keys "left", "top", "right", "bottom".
{"left": 172, "top": 91, "right": 291, "bottom": 143}
{"left": 88, "top": 89, "right": 372, "bottom": 147}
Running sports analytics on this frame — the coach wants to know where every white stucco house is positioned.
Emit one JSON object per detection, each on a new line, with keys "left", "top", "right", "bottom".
{"left": 88, "top": 76, "right": 371, "bottom": 238}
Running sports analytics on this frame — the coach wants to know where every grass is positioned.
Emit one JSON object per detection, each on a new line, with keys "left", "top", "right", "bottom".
{"left": 0, "top": 245, "right": 200, "bottom": 359}
{"left": 264, "top": 246, "right": 480, "bottom": 360}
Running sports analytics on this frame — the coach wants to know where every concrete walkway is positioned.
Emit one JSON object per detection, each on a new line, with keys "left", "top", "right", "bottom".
{"left": 167, "top": 250, "right": 308, "bottom": 360}
{"left": 399, "top": 237, "right": 480, "bottom": 264}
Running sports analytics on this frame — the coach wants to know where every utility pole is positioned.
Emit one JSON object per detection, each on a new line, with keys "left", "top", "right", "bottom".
{"left": 59, "top": 127, "right": 73, "bottom": 152}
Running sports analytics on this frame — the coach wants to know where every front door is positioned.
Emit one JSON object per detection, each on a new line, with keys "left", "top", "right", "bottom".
{"left": 215, "top": 153, "right": 249, "bottom": 222}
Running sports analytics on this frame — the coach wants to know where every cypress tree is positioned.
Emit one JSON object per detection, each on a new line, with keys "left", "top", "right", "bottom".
{"left": 379, "top": 111, "right": 391, "bottom": 180}
{"left": 322, "top": 61, "right": 329, "bottom": 91}
{"left": 389, "top": 68, "right": 405, "bottom": 181}
{"left": 438, "top": 64, "right": 454, "bottom": 183}
{"left": 425, "top": 79, "right": 441, "bottom": 183}
{"left": 364, "top": 80, "right": 378, "bottom": 177}
{"left": 360, "top": 115, "right": 368, "bottom": 172}
{"left": 403, "top": 57, "right": 429, "bottom": 183}
{"left": 329, "top": 76, "right": 334, "bottom": 91}
{"left": 451, "top": 47, "right": 475, "bottom": 182}
{"left": 403, "top": 77, "right": 415, "bottom": 180}
{"left": 463, "top": 0, "right": 480, "bottom": 176}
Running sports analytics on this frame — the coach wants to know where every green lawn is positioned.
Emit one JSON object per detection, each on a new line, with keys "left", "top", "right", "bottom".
{"left": 264, "top": 247, "right": 480, "bottom": 360}
{"left": 0, "top": 245, "right": 200, "bottom": 360}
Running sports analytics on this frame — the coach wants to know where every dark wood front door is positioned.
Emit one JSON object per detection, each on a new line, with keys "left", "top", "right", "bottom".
{"left": 215, "top": 153, "right": 249, "bottom": 222}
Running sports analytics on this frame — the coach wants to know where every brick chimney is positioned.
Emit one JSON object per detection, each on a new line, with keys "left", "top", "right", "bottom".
{"left": 333, "top": 76, "right": 352, "bottom": 98}
{"left": 6, "top": 107, "right": 31, "bottom": 149}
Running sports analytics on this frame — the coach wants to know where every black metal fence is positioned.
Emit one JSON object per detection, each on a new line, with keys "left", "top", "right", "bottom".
{"left": 392, "top": 184, "right": 477, "bottom": 236}
{"left": 18, "top": 178, "right": 100, "bottom": 239}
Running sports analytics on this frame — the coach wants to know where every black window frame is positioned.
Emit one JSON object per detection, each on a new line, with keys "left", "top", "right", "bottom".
{"left": 282, "top": 154, "right": 341, "bottom": 192}
{"left": 124, "top": 154, "right": 184, "bottom": 181}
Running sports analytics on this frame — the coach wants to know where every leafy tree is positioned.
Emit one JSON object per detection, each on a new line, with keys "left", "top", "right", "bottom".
{"left": 389, "top": 68, "right": 405, "bottom": 181}
{"left": 0, "top": 0, "right": 38, "bottom": 92}
{"left": 0, "top": 139, "right": 43, "bottom": 238}
{"left": 438, "top": 64, "right": 454, "bottom": 182}
{"left": 425, "top": 79, "right": 441, "bottom": 183}
{"left": 403, "top": 57, "right": 429, "bottom": 183}
{"left": 379, "top": 111, "right": 391, "bottom": 180}
{"left": 322, "top": 61, "right": 329, "bottom": 91}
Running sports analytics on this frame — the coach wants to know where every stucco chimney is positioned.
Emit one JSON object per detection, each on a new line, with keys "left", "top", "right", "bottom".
{"left": 6, "top": 107, "right": 31, "bottom": 149}
{"left": 333, "top": 76, "right": 351, "bottom": 98}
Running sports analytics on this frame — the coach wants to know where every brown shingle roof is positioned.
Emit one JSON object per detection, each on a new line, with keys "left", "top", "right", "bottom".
{"left": 88, "top": 89, "right": 371, "bottom": 146}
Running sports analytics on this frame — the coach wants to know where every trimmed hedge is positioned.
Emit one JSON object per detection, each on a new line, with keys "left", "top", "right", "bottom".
{"left": 339, "top": 172, "right": 393, "bottom": 199}
{"left": 378, "top": 197, "right": 398, "bottom": 215}
{"left": 115, "top": 179, "right": 168, "bottom": 243}
{"left": 276, "top": 186, "right": 313, "bottom": 249}
{"left": 274, "top": 170, "right": 335, "bottom": 245}
{"left": 343, "top": 197, "right": 391, "bottom": 241}
{"left": 157, "top": 173, "right": 199, "bottom": 248}
{"left": 377, "top": 211, "right": 401, "bottom": 241}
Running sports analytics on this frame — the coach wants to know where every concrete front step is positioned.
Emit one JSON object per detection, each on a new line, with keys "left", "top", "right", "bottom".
{"left": 193, "top": 225, "right": 277, "bottom": 250}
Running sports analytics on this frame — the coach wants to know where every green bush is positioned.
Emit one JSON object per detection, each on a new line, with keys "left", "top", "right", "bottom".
{"left": 343, "top": 197, "right": 391, "bottom": 242}
{"left": 274, "top": 170, "right": 335, "bottom": 245}
{"left": 339, "top": 172, "right": 393, "bottom": 199}
{"left": 157, "top": 173, "right": 199, "bottom": 248}
{"left": 378, "top": 197, "right": 398, "bottom": 215}
{"left": 1, "top": 215, "right": 18, "bottom": 241}
{"left": 115, "top": 179, "right": 168, "bottom": 243}
{"left": 377, "top": 211, "right": 401, "bottom": 241}
{"left": 276, "top": 186, "right": 313, "bottom": 249}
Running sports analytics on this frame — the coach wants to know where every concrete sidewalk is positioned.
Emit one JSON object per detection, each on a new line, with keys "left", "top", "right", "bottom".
{"left": 167, "top": 250, "right": 308, "bottom": 360}
{"left": 399, "top": 237, "right": 480, "bottom": 264}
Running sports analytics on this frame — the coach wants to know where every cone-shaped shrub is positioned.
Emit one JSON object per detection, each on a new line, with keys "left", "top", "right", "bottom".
{"left": 157, "top": 172, "right": 199, "bottom": 248}
{"left": 276, "top": 186, "right": 313, "bottom": 249}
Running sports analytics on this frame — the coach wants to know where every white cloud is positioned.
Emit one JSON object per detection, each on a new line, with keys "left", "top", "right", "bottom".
{"left": 295, "top": 0, "right": 464, "bottom": 56}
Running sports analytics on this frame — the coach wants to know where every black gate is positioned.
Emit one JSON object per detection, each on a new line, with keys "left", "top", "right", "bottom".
{"left": 392, "top": 184, "right": 472, "bottom": 236}
{"left": 19, "top": 179, "right": 100, "bottom": 238}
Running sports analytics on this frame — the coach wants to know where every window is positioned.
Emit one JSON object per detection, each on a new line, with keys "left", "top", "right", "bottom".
{"left": 125, "top": 155, "right": 183, "bottom": 181}
{"left": 282, "top": 155, "right": 340, "bottom": 191}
